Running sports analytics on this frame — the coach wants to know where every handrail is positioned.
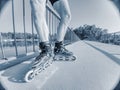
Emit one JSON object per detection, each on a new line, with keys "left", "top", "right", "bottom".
{"left": 46, "top": 1, "right": 61, "bottom": 20}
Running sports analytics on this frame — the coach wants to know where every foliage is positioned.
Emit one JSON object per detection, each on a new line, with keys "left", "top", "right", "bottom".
{"left": 74, "top": 24, "right": 120, "bottom": 45}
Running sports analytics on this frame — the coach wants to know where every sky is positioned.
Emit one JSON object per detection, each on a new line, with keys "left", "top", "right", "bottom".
{"left": 68, "top": 0, "right": 120, "bottom": 33}
{"left": 0, "top": 0, "right": 120, "bottom": 33}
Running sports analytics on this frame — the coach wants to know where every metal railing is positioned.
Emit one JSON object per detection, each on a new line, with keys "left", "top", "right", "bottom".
{"left": 0, "top": 0, "right": 79, "bottom": 60}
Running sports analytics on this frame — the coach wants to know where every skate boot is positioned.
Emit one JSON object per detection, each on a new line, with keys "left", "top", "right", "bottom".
{"left": 54, "top": 41, "right": 76, "bottom": 61}
{"left": 24, "top": 42, "right": 53, "bottom": 82}
{"left": 32, "top": 42, "right": 53, "bottom": 68}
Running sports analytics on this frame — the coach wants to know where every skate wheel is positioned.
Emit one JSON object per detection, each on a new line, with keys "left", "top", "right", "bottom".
{"left": 35, "top": 69, "right": 39, "bottom": 75}
{"left": 35, "top": 65, "right": 44, "bottom": 74}
{"left": 49, "top": 59, "right": 53, "bottom": 64}
{"left": 24, "top": 70, "right": 35, "bottom": 82}
{"left": 38, "top": 67, "right": 43, "bottom": 73}
{"left": 45, "top": 62, "right": 50, "bottom": 68}
{"left": 36, "top": 69, "right": 42, "bottom": 75}
{"left": 59, "top": 57, "right": 63, "bottom": 60}
{"left": 65, "top": 57, "right": 69, "bottom": 61}
{"left": 65, "top": 56, "right": 76, "bottom": 61}
{"left": 71, "top": 56, "right": 76, "bottom": 61}
{"left": 53, "top": 56, "right": 57, "bottom": 61}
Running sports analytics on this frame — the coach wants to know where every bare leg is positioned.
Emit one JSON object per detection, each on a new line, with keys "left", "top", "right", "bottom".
{"left": 30, "top": 0, "right": 49, "bottom": 42}
{"left": 53, "top": 0, "right": 71, "bottom": 41}
{"left": 52, "top": 0, "right": 73, "bottom": 57}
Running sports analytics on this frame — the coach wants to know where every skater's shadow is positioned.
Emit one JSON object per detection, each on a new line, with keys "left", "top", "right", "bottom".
{"left": 1, "top": 62, "right": 32, "bottom": 83}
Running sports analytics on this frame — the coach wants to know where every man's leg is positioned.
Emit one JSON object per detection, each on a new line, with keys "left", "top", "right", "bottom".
{"left": 53, "top": 0, "right": 74, "bottom": 57}
{"left": 30, "top": 0, "right": 53, "bottom": 65}
{"left": 53, "top": 0, "right": 71, "bottom": 42}
{"left": 30, "top": 0, "right": 49, "bottom": 42}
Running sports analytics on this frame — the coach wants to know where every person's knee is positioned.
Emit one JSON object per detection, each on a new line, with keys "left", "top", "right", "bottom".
{"left": 62, "top": 12, "right": 71, "bottom": 24}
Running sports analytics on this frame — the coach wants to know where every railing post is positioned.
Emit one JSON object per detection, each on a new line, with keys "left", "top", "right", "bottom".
{"left": 54, "top": 17, "right": 57, "bottom": 41}
{"left": 12, "top": 0, "right": 18, "bottom": 57}
{"left": 46, "top": 9, "right": 49, "bottom": 25}
{"left": 49, "top": 12, "right": 52, "bottom": 42}
{"left": 31, "top": 12, "right": 35, "bottom": 52}
{"left": 0, "top": 33, "right": 7, "bottom": 60}
{"left": 113, "top": 33, "right": 115, "bottom": 43}
{"left": 52, "top": 14, "right": 54, "bottom": 41}
{"left": 23, "top": 0, "right": 27, "bottom": 54}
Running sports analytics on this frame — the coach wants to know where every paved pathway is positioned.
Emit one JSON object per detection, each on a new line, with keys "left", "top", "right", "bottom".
{"left": 0, "top": 41, "right": 120, "bottom": 90}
